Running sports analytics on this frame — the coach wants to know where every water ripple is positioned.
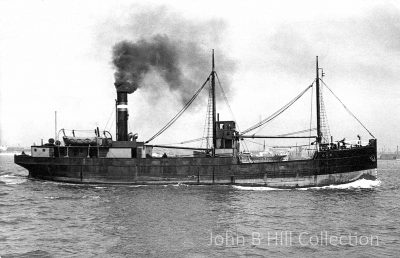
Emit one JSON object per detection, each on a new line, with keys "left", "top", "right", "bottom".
{"left": 1, "top": 156, "right": 399, "bottom": 257}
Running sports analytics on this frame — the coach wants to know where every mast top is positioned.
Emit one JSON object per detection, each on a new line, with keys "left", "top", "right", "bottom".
{"left": 212, "top": 49, "right": 215, "bottom": 72}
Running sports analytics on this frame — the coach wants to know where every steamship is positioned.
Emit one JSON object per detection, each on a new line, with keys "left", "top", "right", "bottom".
{"left": 14, "top": 53, "right": 377, "bottom": 188}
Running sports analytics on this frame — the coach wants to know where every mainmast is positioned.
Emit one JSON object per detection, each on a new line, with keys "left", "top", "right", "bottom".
{"left": 316, "top": 56, "right": 321, "bottom": 145}
{"left": 211, "top": 49, "right": 217, "bottom": 156}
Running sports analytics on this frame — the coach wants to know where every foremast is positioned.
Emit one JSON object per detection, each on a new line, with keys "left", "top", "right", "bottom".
{"left": 211, "top": 49, "right": 217, "bottom": 157}
{"left": 316, "top": 56, "right": 322, "bottom": 146}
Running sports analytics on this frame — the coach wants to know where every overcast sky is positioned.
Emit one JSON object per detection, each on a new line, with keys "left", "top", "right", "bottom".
{"left": 1, "top": 0, "right": 399, "bottom": 152}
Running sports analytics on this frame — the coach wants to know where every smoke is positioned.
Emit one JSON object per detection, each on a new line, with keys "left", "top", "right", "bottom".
{"left": 110, "top": 7, "right": 235, "bottom": 103}
{"left": 112, "top": 35, "right": 181, "bottom": 93}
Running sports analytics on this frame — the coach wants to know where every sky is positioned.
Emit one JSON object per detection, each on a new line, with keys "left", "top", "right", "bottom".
{"left": 1, "top": 0, "right": 399, "bottom": 152}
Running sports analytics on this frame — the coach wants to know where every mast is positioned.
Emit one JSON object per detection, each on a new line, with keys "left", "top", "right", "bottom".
{"left": 211, "top": 49, "right": 216, "bottom": 156}
{"left": 316, "top": 56, "right": 321, "bottom": 145}
{"left": 54, "top": 111, "right": 57, "bottom": 141}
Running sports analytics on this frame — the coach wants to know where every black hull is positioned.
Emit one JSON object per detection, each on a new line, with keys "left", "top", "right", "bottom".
{"left": 14, "top": 140, "right": 377, "bottom": 188}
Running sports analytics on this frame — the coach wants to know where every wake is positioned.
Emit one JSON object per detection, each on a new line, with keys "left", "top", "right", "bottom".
{"left": 233, "top": 178, "right": 381, "bottom": 191}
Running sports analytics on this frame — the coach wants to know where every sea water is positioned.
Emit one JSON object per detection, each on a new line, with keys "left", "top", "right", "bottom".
{"left": 0, "top": 154, "right": 399, "bottom": 257}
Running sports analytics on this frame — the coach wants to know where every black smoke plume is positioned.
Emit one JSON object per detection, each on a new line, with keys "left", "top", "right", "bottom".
{"left": 113, "top": 35, "right": 182, "bottom": 94}
{"left": 110, "top": 7, "right": 235, "bottom": 103}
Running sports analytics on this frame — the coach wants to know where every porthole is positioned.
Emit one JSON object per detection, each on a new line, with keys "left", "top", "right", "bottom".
{"left": 42, "top": 149, "right": 45, "bottom": 152}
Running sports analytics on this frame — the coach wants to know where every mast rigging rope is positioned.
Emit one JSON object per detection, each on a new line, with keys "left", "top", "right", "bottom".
{"left": 241, "top": 82, "right": 314, "bottom": 135}
{"left": 145, "top": 76, "right": 211, "bottom": 143}
{"left": 277, "top": 128, "right": 317, "bottom": 137}
{"left": 214, "top": 72, "right": 250, "bottom": 152}
{"left": 215, "top": 72, "right": 239, "bottom": 128}
{"left": 157, "top": 137, "right": 206, "bottom": 146}
{"left": 320, "top": 80, "right": 375, "bottom": 139}
{"left": 308, "top": 83, "right": 314, "bottom": 150}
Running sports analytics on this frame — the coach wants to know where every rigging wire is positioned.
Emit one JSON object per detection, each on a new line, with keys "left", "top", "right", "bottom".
{"left": 215, "top": 72, "right": 239, "bottom": 128}
{"left": 145, "top": 76, "right": 211, "bottom": 143}
{"left": 241, "top": 138, "right": 250, "bottom": 153}
{"left": 103, "top": 107, "right": 115, "bottom": 132}
{"left": 242, "top": 128, "right": 316, "bottom": 152}
{"left": 277, "top": 128, "right": 317, "bottom": 137}
{"left": 244, "top": 139, "right": 314, "bottom": 149}
{"left": 242, "top": 128, "right": 316, "bottom": 143}
{"left": 109, "top": 115, "right": 115, "bottom": 136}
{"left": 271, "top": 144, "right": 314, "bottom": 148}
{"left": 157, "top": 137, "right": 206, "bottom": 146}
{"left": 244, "top": 139, "right": 264, "bottom": 146}
{"left": 200, "top": 80, "right": 213, "bottom": 149}
{"left": 308, "top": 83, "right": 314, "bottom": 153}
{"left": 214, "top": 72, "right": 250, "bottom": 153}
{"left": 60, "top": 129, "right": 97, "bottom": 132}
{"left": 241, "top": 82, "right": 314, "bottom": 135}
{"left": 254, "top": 80, "right": 316, "bottom": 135}
{"left": 320, "top": 79, "right": 375, "bottom": 138}
{"left": 200, "top": 98, "right": 209, "bottom": 149}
